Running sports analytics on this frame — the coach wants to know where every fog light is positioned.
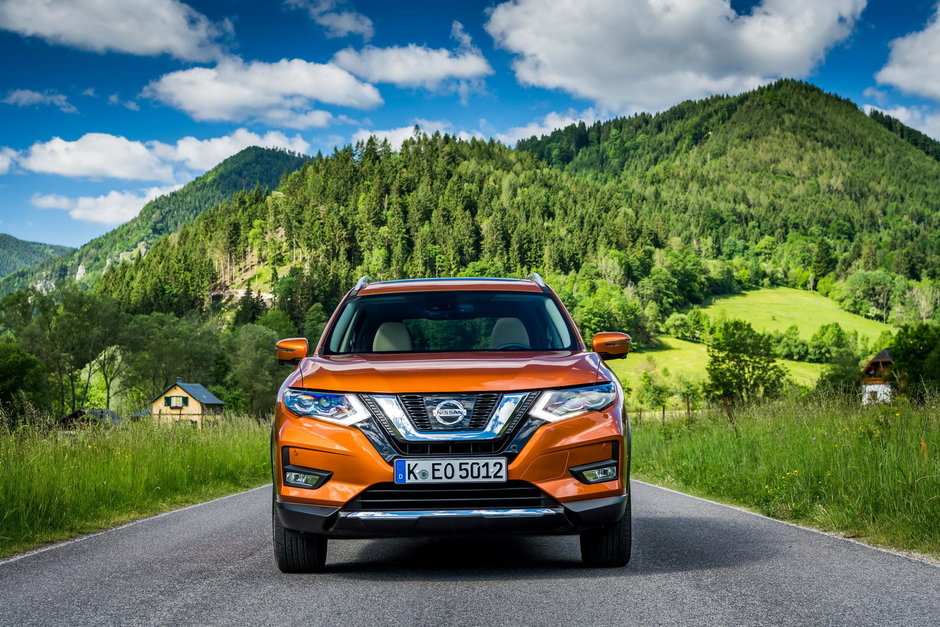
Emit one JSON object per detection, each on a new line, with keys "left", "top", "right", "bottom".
{"left": 283, "top": 468, "right": 331, "bottom": 489}
{"left": 570, "top": 461, "right": 619, "bottom": 484}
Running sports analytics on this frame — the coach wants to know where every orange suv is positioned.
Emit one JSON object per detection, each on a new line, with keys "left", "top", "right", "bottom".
{"left": 271, "top": 274, "right": 632, "bottom": 571}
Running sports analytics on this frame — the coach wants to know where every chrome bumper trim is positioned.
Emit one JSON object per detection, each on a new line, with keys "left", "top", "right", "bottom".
{"left": 343, "top": 507, "right": 559, "bottom": 519}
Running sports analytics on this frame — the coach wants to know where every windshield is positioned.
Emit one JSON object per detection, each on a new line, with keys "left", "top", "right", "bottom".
{"left": 324, "top": 291, "right": 577, "bottom": 354}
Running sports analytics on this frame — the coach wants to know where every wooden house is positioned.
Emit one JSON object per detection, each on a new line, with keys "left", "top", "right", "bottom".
{"left": 150, "top": 378, "right": 225, "bottom": 426}
{"left": 860, "top": 349, "right": 893, "bottom": 405}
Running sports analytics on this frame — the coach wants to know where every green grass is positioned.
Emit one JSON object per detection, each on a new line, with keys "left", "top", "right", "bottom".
{"left": 610, "top": 336, "right": 825, "bottom": 389}
{"left": 632, "top": 394, "right": 940, "bottom": 556}
{"left": 701, "top": 287, "right": 892, "bottom": 342}
{"left": 0, "top": 416, "right": 270, "bottom": 558}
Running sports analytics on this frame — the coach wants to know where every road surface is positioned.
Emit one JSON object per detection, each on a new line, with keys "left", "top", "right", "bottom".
{"left": 1, "top": 482, "right": 937, "bottom": 626}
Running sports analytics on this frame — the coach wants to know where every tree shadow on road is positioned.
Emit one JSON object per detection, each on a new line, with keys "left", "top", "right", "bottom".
{"left": 326, "top": 514, "right": 775, "bottom": 581}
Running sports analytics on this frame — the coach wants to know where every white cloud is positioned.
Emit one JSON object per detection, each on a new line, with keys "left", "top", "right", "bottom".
{"left": 19, "top": 133, "right": 175, "bottom": 181}
{"left": 8, "top": 128, "right": 310, "bottom": 182}
{"left": 862, "top": 87, "right": 887, "bottom": 106}
{"left": 144, "top": 57, "right": 381, "bottom": 127}
{"left": 332, "top": 21, "right": 492, "bottom": 91}
{"left": 286, "top": 0, "right": 373, "bottom": 40}
{"left": 863, "top": 104, "right": 940, "bottom": 141}
{"left": 496, "top": 109, "right": 600, "bottom": 145}
{"left": 0, "top": 147, "right": 16, "bottom": 174}
{"left": 154, "top": 129, "right": 310, "bottom": 170}
{"left": 485, "top": 0, "right": 866, "bottom": 113}
{"left": 108, "top": 93, "right": 140, "bottom": 111}
{"left": 32, "top": 185, "right": 182, "bottom": 225}
{"left": 352, "top": 120, "right": 481, "bottom": 151}
{"left": 0, "top": 0, "right": 227, "bottom": 61}
{"left": 3, "top": 88, "right": 77, "bottom": 113}
{"left": 875, "top": 5, "right": 940, "bottom": 102}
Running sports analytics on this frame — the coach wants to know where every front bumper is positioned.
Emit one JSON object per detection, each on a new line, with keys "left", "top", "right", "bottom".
{"left": 275, "top": 493, "right": 628, "bottom": 538}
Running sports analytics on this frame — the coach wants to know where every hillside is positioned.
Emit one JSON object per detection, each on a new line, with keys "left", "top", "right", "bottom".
{"left": 0, "top": 147, "right": 308, "bottom": 295}
{"left": 610, "top": 336, "right": 825, "bottom": 390}
{"left": 518, "top": 80, "right": 940, "bottom": 285}
{"left": 700, "top": 287, "right": 892, "bottom": 344}
{"left": 607, "top": 287, "right": 893, "bottom": 405}
{"left": 0, "top": 234, "right": 72, "bottom": 278}
{"left": 95, "top": 80, "right": 940, "bottom": 340}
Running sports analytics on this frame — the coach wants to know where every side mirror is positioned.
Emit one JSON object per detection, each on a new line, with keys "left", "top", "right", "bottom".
{"left": 592, "top": 332, "right": 631, "bottom": 360}
{"left": 275, "top": 338, "right": 309, "bottom": 366}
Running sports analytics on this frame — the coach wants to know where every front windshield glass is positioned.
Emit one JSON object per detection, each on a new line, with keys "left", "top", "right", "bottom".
{"left": 325, "top": 291, "right": 576, "bottom": 354}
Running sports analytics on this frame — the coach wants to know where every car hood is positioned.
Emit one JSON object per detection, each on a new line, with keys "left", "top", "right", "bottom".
{"left": 293, "top": 351, "right": 603, "bottom": 394}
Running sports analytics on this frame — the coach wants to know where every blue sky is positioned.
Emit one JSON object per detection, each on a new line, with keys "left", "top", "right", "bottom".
{"left": 1, "top": 0, "right": 939, "bottom": 248}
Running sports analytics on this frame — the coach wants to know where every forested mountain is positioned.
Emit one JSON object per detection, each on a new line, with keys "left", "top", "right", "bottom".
{"left": 0, "top": 234, "right": 72, "bottom": 278}
{"left": 517, "top": 80, "right": 940, "bottom": 285}
{"left": 94, "top": 81, "right": 940, "bottom": 344}
{"left": 867, "top": 108, "right": 940, "bottom": 163}
{"left": 0, "top": 147, "right": 308, "bottom": 295}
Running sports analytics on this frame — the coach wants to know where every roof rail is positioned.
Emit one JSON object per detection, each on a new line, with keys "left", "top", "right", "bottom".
{"left": 526, "top": 272, "right": 549, "bottom": 292}
{"left": 351, "top": 275, "right": 373, "bottom": 295}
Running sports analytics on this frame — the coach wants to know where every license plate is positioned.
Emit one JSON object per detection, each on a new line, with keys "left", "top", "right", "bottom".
{"left": 394, "top": 458, "right": 507, "bottom": 484}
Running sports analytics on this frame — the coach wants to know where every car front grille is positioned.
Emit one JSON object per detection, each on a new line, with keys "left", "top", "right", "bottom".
{"left": 360, "top": 392, "right": 537, "bottom": 460}
{"left": 344, "top": 481, "right": 557, "bottom": 511}
{"left": 399, "top": 392, "right": 501, "bottom": 431}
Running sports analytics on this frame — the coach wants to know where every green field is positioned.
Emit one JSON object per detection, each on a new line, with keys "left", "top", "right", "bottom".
{"left": 609, "top": 288, "right": 892, "bottom": 404}
{"left": 700, "top": 287, "right": 892, "bottom": 343}
{"left": 632, "top": 394, "right": 940, "bottom": 557}
{"left": 0, "top": 417, "right": 269, "bottom": 558}
{"left": 610, "top": 336, "right": 825, "bottom": 391}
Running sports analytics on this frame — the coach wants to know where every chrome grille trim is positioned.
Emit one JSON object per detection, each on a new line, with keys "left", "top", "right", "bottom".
{"left": 399, "top": 392, "right": 501, "bottom": 431}
{"left": 368, "top": 393, "right": 528, "bottom": 441}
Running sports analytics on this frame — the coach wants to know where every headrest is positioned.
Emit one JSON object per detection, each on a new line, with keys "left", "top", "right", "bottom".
{"left": 372, "top": 322, "right": 413, "bottom": 352}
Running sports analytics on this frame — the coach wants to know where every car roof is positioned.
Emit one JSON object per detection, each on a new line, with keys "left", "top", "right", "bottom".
{"left": 356, "top": 277, "right": 545, "bottom": 296}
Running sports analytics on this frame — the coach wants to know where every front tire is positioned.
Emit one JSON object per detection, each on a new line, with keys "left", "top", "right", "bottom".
{"left": 273, "top": 504, "right": 327, "bottom": 573}
{"left": 579, "top": 497, "right": 632, "bottom": 567}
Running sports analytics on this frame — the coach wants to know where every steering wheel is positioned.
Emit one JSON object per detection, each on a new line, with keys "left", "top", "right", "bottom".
{"left": 495, "top": 343, "right": 531, "bottom": 350}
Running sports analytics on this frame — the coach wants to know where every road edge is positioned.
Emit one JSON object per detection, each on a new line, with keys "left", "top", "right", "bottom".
{"left": 3, "top": 480, "right": 936, "bottom": 569}
{"left": 0, "top": 484, "right": 270, "bottom": 567}
{"left": 635, "top": 480, "right": 940, "bottom": 568}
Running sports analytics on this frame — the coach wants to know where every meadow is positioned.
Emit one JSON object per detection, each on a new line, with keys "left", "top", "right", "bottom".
{"left": 631, "top": 392, "right": 940, "bottom": 557}
{"left": 699, "top": 287, "right": 892, "bottom": 343}
{"left": 0, "top": 415, "right": 270, "bottom": 558}
{"left": 610, "top": 336, "right": 826, "bottom": 389}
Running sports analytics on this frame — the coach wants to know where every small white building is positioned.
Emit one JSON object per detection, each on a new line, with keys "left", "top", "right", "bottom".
{"left": 861, "top": 349, "right": 893, "bottom": 405}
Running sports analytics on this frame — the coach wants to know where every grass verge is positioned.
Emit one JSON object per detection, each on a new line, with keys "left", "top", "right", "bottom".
{"left": 631, "top": 394, "right": 940, "bottom": 556}
{"left": 0, "top": 416, "right": 270, "bottom": 558}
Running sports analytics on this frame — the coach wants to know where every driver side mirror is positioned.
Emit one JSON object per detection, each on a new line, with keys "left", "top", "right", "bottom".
{"left": 275, "top": 338, "right": 309, "bottom": 366}
{"left": 592, "top": 332, "right": 631, "bottom": 360}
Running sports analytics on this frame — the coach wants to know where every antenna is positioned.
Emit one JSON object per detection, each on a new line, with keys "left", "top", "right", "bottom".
{"left": 351, "top": 275, "right": 373, "bottom": 295}
{"left": 526, "top": 272, "right": 549, "bottom": 292}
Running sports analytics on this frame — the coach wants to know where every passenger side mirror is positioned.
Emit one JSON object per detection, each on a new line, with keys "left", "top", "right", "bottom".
{"left": 592, "top": 332, "right": 631, "bottom": 360}
{"left": 275, "top": 338, "right": 309, "bottom": 366}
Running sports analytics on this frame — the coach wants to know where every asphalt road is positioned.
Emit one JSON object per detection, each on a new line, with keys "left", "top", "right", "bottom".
{"left": 1, "top": 482, "right": 937, "bottom": 626}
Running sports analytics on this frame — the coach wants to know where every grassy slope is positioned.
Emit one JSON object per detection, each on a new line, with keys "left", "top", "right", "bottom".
{"left": 700, "top": 287, "right": 892, "bottom": 343}
{"left": 609, "top": 287, "right": 890, "bottom": 401}
{"left": 611, "top": 337, "right": 825, "bottom": 389}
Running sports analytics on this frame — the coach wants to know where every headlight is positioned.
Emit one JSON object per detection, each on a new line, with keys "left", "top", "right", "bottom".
{"left": 530, "top": 383, "right": 617, "bottom": 422}
{"left": 282, "top": 389, "right": 370, "bottom": 426}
